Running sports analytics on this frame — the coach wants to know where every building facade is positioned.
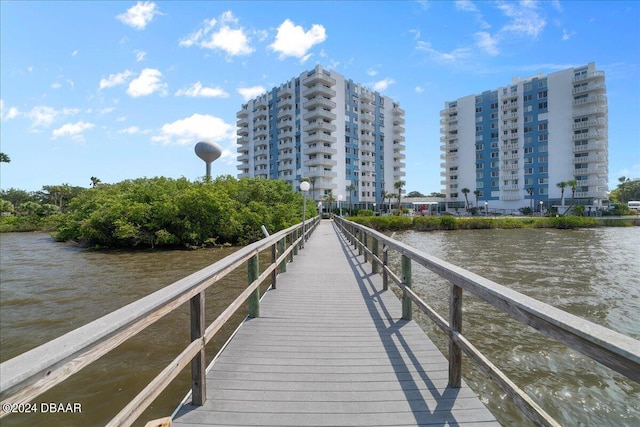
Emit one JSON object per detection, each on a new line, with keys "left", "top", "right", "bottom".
{"left": 440, "top": 62, "right": 608, "bottom": 214}
{"left": 237, "top": 65, "right": 406, "bottom": 209}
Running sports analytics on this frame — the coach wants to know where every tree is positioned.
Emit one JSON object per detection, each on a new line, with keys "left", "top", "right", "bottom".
{"left": 556, "top": 181, "right": 567, "bottom": 206}
{"left": 90, "top": 176, "right": 102, "bottom": 188}
{"left": 323, "top": 191, "right": 335, "bottom": 216}
{"left": 461, "top": 188, "right": 470, "bottom": 210}
{"left": 618, "top": 176, "right": 630, "bottom": 203}
{"left": 347, "top": 184, "right": 355, "bottom": 214}
{"left": 406, "top": 191, "right": 425, "bottom": 198}
{"left": 384, "top": 192, "right": 394, "bottom": 213}
{"left": 473, "top": 190, "right": 480, "bottom": 208}
{"left": 309, "top": 177, "right": 317, "bottom": 201}
{"left": 0, "top": 152, "right": 10, "bottom": 163}
{"left": 566, "top": 179, "right": 578, "bottom": 205}
{"left": 526, "top": 187, "right": 534, "bottom": 213}
{"left": 427, "top": 192, "right": 446, "bottom": 198}
{"left": 394, "top": 180, "right": 405, "bottom": 211}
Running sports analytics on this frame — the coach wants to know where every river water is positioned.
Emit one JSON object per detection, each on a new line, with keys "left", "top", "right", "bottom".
{"left": 1, "top": 227, "right": 639, "bottom": 426}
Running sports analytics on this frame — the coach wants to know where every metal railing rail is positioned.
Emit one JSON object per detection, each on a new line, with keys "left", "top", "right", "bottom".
{"left": 0, "top": 216, "right": 321, "bottom": 425}
{"left": 334, "top": 216, "right": 640, "bottom": 427}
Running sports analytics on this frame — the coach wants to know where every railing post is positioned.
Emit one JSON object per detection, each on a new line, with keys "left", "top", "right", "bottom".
{"left": 293, "top": 229, "right": 299, "bottom": 255}
{"left": 270, "top": 242, "right": 277, "bottom": 290}
{"left": 372, "top": 237, "right": 379, "bottom": 274}
{"left": 278, "top": 238, "right": 286, "bottom": 273}
{"left": 364, "top": 233, "right": 369, "bottom": 263}
{"left": 401, "top": 254, "right": 412, "bottom": 321}
{"left": 382, "top": 244, "right": 388, "bottom": 291}
{"left": 288, "top": 233, "right": 294, "bottom": 263}
{"left": 449, "top": 284, "right": 463, "bottom": 388}
{"left": 190, "top": 291, "right": 206, "bottom": 405}
{"left": 358, "top": 229, "right": 363, "bottom": 255}
{"left": 248, "top": 254, "right": 260, "bottom": 318}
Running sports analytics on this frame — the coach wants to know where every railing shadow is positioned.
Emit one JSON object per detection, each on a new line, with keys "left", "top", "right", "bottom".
{"left": 332, "top": 221, "right": 462, "bottom": 427}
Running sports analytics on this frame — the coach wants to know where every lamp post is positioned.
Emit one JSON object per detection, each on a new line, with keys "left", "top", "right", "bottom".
{"left": 373, "top": 202, "right": 377, "bottom": 216}
{"left": 300, "top": 181, "right": 310, "bottom": 247}
{"left": 337, "top": 194, "right": 343, "bottom": 217}
{"left": 539, "top": 200, "right": 544, "bottom": 217}
{"left": 318, "top": 201, "right": 323, "bottom": 217}
{"left": 484, "top": 201, "right": 488, "bottom": 217}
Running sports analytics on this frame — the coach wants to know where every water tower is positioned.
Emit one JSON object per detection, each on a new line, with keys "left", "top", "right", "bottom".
{"left": 194, "top": 141, "right": 222, "bottom": 180}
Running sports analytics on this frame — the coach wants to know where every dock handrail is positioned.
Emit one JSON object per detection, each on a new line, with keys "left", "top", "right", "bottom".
{"left": 0, "top": 216, "right": 320, "bottom": 425}
{"left": 334, "top": 216, "right": 640, "bottom": 427}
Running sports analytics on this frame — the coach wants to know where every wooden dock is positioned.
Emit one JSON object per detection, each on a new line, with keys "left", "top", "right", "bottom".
{"left": 172, "top": 220, "right": 499, "bottom": 426}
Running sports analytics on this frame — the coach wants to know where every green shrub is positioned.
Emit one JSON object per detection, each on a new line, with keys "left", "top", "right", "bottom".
{"left": 439, "top": 216, "right": 457, "bottom": 230}
{"left": 413, "top": 217, "right": 441, "bottom": 231}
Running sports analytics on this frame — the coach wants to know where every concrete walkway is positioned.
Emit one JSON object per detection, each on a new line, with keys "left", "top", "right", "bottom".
{"left": 173, "top": 220, "right": 499, "bottom": 426}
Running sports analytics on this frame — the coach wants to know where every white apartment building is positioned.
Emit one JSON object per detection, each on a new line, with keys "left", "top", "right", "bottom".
{"left": 237, "top": 65, "right": 406, "bottom": 209}
{"left": 440, "top": 62, "right": 608, "bottom": 214}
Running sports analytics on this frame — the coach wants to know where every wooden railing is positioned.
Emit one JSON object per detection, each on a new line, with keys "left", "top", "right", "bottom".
{"left": 0, "top": 216, "right": 321, "bottom": 425}
{"left": 334, "top": 216, "right": 640, "bottom": 427}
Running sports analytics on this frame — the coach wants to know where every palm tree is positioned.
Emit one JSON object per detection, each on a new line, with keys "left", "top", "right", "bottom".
{"left": 526, "top": 187, "right": 534, "bottom": 213}
{"left": 556, "top": 181, "right": 567, "bottom": 206}
{"left": 618, "top": 176, "right": 629, "bottom": 203}
{"left": 394, "top": 180, "right": 405, "bottom": 211}
{"left": 90, "top": 176, "right": 101, "bottom": 188}
{"left": 324, "top": 191, "right": 335, "bottom": 217}
{"left": 347, "top": 184, "right": 355, "bottom": 215}
{"left": 384, "top": 192, "right": 394, "bottom": 213}
{"left": 461, "top": 188, "right": 470, "bottom": 210}
{"left": 566, "top": 179, "right": 578, "bottom": 206}
{"left": 0, "top": 152, "right": 10, "bottom": 163}
{"left": 309, "top": 177, "right": 317, "bottom": 201}
{"left": 473, "top": 190, "right": 480, "bottom": 208}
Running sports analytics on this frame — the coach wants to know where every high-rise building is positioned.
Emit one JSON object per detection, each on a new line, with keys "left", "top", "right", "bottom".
{"left": 237, "top": 65, "right": 406, "bottom": 209}
{"left": 440, "top": 62, "right": 608, "bottom": 214}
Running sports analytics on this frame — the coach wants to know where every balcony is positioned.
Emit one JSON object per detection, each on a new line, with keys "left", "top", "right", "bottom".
{"left": 360, "top": 101, "right": 374, "bottom": 113}
{"left": 572, "top": 82, "right": 606, "bottom": 95}
{"left": 502, "top": 153, "right": 519, "bottom": 160}
{"left": 502, "top": 121, "right": 519, "bottom": 131}
{"left": 303, "top": 84, "right": 336, "bottom": 98}
{"left": 277, "top": 107, "right": 293, "bottom": 119}
{"left": 303, "top": 96, "right": 336, "bottom": 110}
{"left": 303, "top": 145, "right": 337, "bottom": 156}
{"left": 393, "top": 116, "right": 406, "bottom": 126}
{"left": 572, "top": 94, "right": 607, "bottom": 106}
{"left": 572, "top": 118, "right": 606, "bottom": 130}
{"left": 301, "top": 70, "right": 336, "bottom": 87}
{"left": 254, "top": 127, "right": 268, "bottom": 138}
{"left": 500, "top": 184, "right": 520, "bottom": 191}
{"left": 394, "top": 152, "right": 406, "bottom": 160}
{"left": 501, "top": 193, "right": 522, "bottom": 201}
{"left": 393, "top": 106, "right": 405, "bottom": 116}
{"left": 394, "top": 134, "right": 406, "bottom": 143}
{"left": 360, "top": 122, "right": 374, "bottom": 132}
{"left": 573, "top": 141, "right": 606, "bottom": 152}
{"left": 502, "top": 142, "right": 520, "bottom": 151}
{"left": 237, "top": 154, "right": 249, "bottom": 163}
{"left": 572, "top": 106, "right": 607, "bottom": 118}
{"left": 277, "top": 97, "right": 293, "bottom": 109}
{"left": 278, "top": 85, "right": 294, "bottom": 97}
{"left": 572, "top": 70, "right": 605, "bottom": 83}
{"left": 237, "top": 127, "right": 249, "bottom": 137}
{"left": 502, "top": 111, "right": 518, "bottom": 120}
{"left": 361, "top": 111, "right": 375, "bottom": 122}
{"left": 237, "top": 172, "right": 250, "bottom": 178}
{"left": 361, "top": 91, "right": 373, "bottom": 102}
{"left": 303, "top": 108, "right": 336, "bottom": 121}
{"left": 253, "top": 117, "right": 268, "bottom": 127}
{"left": 502, "top": 91, "right": 518, "bottom": 101}
{"left": 278, "top": 128, "right": 294, "bottom": 139}
{"left": 306, "top": 169, "right": 338, "bottom": 179}
{"left": 573, "top": 155, "right": 606, "bottom": 164}
{"left": 237, "top": 136, "right": 249, "bottom": 145}
{"left": 440, "top": 106, "right": 457, "bottom": 115}
{"left": 501, "top": 102, "right": 518, "bottom": 111}
{"left": 237, "top": 108, "right": 249, "bottom": 118}
{"left": 237, "top": 117, "right": 249, "bottom": 127}
{"left": 501, "top": 163, "right": 519, "bottom": 171}
{"left": 303, "top": 121, "right": 337, "bottom": 133}
{"left": 572, "top": 131, "right": 607, "bottom": 141}
{"left": 393, "top": 125, "right": 405, "bottom": 134}
{"left": 305, "top": 132, "right": 337, "bottom": 145}
{"left": 304, "top": 157, "right": 337, "bottom": 167}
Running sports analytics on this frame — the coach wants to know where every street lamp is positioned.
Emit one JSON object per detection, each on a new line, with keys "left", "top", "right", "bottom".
{"left": 373, "top": 202, "right": 377, "bottom": 216}
{"left": 484, "top": 201, "right": 488, "bottom": 217}
{"left": 539, "top": 200, "right": 544, "bottom": 217}
{"left": 337, "top": 194, "right": 343, "bottom": 217}
{"left": 300, "top": 181, "right": 310, "bottom": 246}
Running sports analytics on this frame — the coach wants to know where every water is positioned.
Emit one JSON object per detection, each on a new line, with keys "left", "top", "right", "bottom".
{"left": 391, "top": 227, "right": 640, "bottom": 426}
{"left": 0, "top": 233, "right": 256, "bottom": 426}
{"left": 1, "top": 228, "right": 639, "bottom": 426}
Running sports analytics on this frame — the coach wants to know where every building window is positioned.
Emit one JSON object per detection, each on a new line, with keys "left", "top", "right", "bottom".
{"left": 538, "top": 134, "right": 548, "bottom": 141}
{"left": 538, "top": 90, "right": 548, "bottom": 99}
{"left": 523, "top": 82, "right": 532, "bottom": 91}
{"left": 538, "top": 79, "right": 547, "bottom": 88}
{"left": 538, "top": 155, "right": 548, "bottom": 163}
{"left": 476, "top": 125, "right": 483, "bottom": 132}
{"left": 476, "top": 163, "right": 484, "bottom": 169}
{"left": 538, "top": 123, "right": 548, "bottom": 131}
{"left": 538, "top": 102, "right": 548, "bottom": 110}
{"left": 524, "top": 94, "right": 532, "bottom": 102}
{"left": 476, "top": 144, "right": 484, "bottom": 150}
{"left": 539, "top": 166, "right": 548, "bottom": 173}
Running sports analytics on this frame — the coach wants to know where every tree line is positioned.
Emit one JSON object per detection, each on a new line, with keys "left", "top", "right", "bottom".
{"left": 1, "top": 176, "right": 316, "bottom": 248}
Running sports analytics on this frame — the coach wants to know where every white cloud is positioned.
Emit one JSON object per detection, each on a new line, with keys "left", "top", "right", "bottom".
{"left": 175, "top": 82, "right": 229, "bottom": 98}
{"left": 179, "top": 12, "right": 253, "bottom": 56}
{"left": 99, "top": 70, "right": 134, "bottom": 90}
{"left": 51, "top": 82, "right": 62, "bottom": 89}
{"left": 367, "top": 68, "right": 379, "bottom": 77}
{"left": 416, "top": 41, "right": 473, "bottom": 63}
{"left": 127, "top": 68, "right": 167, "bottom": 97}
{"left": 562, "top": 29, "right": 576, "bottom": 41}
{"left": 237, "top": 86, "right": 266, "bottom": 101}
{"left": 415, "top": 86, "right": 425, "bottom": 94}
{"left": 118, "top": 126, "right": 150, "bottom": 135}
{"left": 26, "top": 106, "right": 79, "bottom": 128}
{"left": 116, "top": 1, "right": 160, "bottom": 30}
{"left": 99, "top": 107, "right": 116, "bottom": 115}
{"left": 475, "top": 31, "right": 499, "bottom": 55}
{"left": 116, "top": 116, "right": 127, "bottom": 122}
{"left": 0, "top": 100, "right": 20, "bottom": 121}
{"left": 269, "top": 19, "right": 326, "bottom": 60}
{"left": 201, "top": 26, "right": 253, "bottom": 56}
{"left": 52, "top": 121, "right": 94, "bottom": 141}
{"left": 152, "top": 113, "right": 235, "bottom": 146}
{"left": 373, "top": 78, "right": 395, "bottom": 92}
{"left": 455, "top": 0, "right": 478, "bottom": 12}
{"left": 135, "top": 50, "right": 147, "bottom": 62}
{"left": 71, "top": 50, "right": 78, "bottom": 56}
{"left": 497, "top": 1, "right": 546, "bottom": 38}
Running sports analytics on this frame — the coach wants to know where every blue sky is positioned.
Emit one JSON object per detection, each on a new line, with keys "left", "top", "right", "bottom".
{"left": 1, "top": 0, "right": 639, "bottom": 194}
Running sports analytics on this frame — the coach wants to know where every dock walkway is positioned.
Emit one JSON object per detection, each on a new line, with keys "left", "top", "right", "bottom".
{"left": 172, "top": 220, "right": 499, "bottom": 426}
